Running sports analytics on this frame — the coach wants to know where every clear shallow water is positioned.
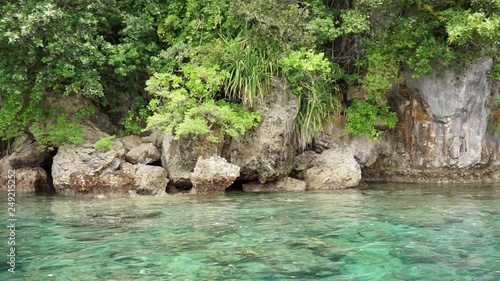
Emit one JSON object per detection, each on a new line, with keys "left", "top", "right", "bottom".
{"left": 0, "top": 184, "right": 499, "bottom": 281}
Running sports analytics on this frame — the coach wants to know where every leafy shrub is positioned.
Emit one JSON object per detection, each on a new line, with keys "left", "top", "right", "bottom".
{"left": 121, "top": 97, "right": 153, "bottom": 136}
{"left": 95, "top": 136, "right": 116, "bottom": 152}
{"left": 145, "top": 63, "right": 261, "bottom": 142}
{"left": 345, "top": 97, "right": 398, "bottom": 140}
{"left": 30, "top": 115, "right": 84, "bottom": 150}
{"left": 206, "top": 36, "right": 279, "bottom": 107}
{"left": 280, "top": 49, "right": 342, "bottom": 147}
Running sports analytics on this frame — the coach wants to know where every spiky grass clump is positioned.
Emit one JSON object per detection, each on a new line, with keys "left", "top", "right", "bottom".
{"left": 280, "top": 49, "right": 342, "bottom": 149}
{"left": 214, "top": 36, "right": 279, "bottom": 107}
{"left": 296, "top": 84, "right": 341, "bottom": 149}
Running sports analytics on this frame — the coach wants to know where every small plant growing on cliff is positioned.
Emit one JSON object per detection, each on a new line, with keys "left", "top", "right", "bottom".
{"left": 345, "top": 95, "right": 398, "bottom": 140}
{"left": 280, "top": 49, "right": 342, "bottom": 148}
{"left": 95, "top": 136, "right": 116, "bottom": 152}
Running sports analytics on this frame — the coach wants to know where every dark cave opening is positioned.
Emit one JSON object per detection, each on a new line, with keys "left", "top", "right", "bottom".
{"left": 39, "top": 148, "right": 57, "bottom": 194}
{"left": 225, "top": 180, "right": 251, "bottom": 192}
{"left": 149, "top": 159, "right": 163, "bottom": 167}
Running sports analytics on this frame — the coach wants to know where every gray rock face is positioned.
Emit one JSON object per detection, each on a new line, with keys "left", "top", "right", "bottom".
{"left": 190, "top": 156, "right": 240, "bottom": 195}
{"left": 243, "top": 177, "right": 306, "bottom": 192}
{"left": 118, "top": 135, "right": 142, "bottom": 152}
{"left": 0, "top": 167, "right": 52, "bottom": 193}
{"left": 162, "top": 133, "right": 201, "bottom": 186}
{"left": 293, "top": 151, "right": 318, "bottom": 179}
{"left": 133, "top": 164, "right": 169, "bottom": 195}
{"left": 125, "top": 143, "right": 161, "bottom": 164}
{"left": 315, "top": 120, "right": 380, "bottom": 168}
{"left": 141, "top": 131, "right": 163, "bottom": 148}
{"left": 81, "top": 123, "right": 110, "bottom": 144}
{"left": 348, "top": 136, "right": 379, "bottom": 168}
{"left": 404, "top": 57, "right": 492, "bottom": 168}
{"left": 366, "top": 57, "right": 497, "bottom": 182}
{"left": 0, "top": 140, "right": 47, "bottom": 169}
{"left": 303, "top": 146, "right": 361, "bottom": 190}
{"left": 52, "top": 141, "right": 125, "bottom": 193}
{"left": 228, "top": 78, "right": 298, "bottom": 183}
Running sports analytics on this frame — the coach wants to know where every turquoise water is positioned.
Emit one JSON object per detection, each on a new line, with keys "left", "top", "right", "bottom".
{"left": 0, "top": 184, "right": 499, "bottom": 280}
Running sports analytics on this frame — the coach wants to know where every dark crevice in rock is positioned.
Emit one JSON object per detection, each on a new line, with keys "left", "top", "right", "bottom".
{"left": 166, "top": 183, "right": 192, "bottom": 194}
{"left": 149, "top": 160, "right": 163, "bottom": 167}
{"left": 225, "top": 180, "right": 250, "bottom": 192}
{"left": 39, "top": 148, "right": 57, "bottom": 194}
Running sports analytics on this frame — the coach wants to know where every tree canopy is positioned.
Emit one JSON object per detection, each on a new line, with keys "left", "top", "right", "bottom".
{"left": 0, "top": 0, "right": 498, "bottom": 149}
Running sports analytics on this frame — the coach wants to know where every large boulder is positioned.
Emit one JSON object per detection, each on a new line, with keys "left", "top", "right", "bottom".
{"left": 0, "top": 137, "right": 53, "bottom": 194}
{"left": 190, "top": 156, "right": 240, "bottom": 195}
{"left": 65, "top": 162, "right": 169, "bottom": 197}
{"left": 80, "top": 122, "right": 110, "bottom": 144}
{"left": 243, "top": 177, "right": 306, "bottom": 192}
{"left": 228, "top": 78, "right": 298, "bottom": 182}
{"left": 0, "top": 139, "right": 47, "bottom": 169}
{"left": 293, "top": 150, "right": 319, "bottom": 179}
{"left": 365, "top": 56, "right": 498, "bottom": 182}
{"left": 315, "top": 117, "right": 380, "bottom": 168}
{"left": 303, "top": 146, "right": 361, "bottom": 190}
{"left": 133, "top": 164, "right": 169, "bottom": 195}
{"left": 0, "top": 167, "right": 52, "bottom": 193}
{"left": 118, "top": 135, "right": 142, "bottom": 152}
{"left": 52, "top": 141, "right": 125, "bottom": 194}
{"left": 161, "top": 133, "right": 223, "bottom": 186}
{"left": 125, "top": 143, "right": 161, "bottom": 164}
{"left": 141, "top": 131, "right": 163, "bottom": 148}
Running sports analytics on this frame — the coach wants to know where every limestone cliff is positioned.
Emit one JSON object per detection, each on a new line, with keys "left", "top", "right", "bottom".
{"left": 365, "top": 57, "right": 500, "bottom": 183}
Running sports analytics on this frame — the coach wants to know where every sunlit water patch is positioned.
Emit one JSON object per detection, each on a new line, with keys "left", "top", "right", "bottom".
{"left": 0, "top": 184, "right": 499, "bottom": 280}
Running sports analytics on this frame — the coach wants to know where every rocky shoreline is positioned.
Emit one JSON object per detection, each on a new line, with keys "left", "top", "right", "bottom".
{"left": 1, "top": 57, "right": 499, "bottom": 197}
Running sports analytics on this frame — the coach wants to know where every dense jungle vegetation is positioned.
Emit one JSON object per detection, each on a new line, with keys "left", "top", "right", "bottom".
{"left": 0, "top": 0, "right": 498, "bottom": 151}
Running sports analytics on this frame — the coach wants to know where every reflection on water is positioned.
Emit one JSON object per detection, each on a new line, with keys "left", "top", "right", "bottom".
{"left": 0, "top": 183, "right": 499, "bottom": 280}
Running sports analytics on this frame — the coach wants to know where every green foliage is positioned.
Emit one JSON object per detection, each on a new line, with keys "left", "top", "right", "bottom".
{"left": 345, "top": 97, "right": 398, "bottom": 140}
{"left": 157, "top": 0, "right": 233, "bottom": 45}
{"left": 280, "top": 49, "right": 342, "bottom": 147}
{"left": 441, "top": 9, "right": 500, "bottom": 47}
{"left": 0, "top": 0, "right": 162, "bottom": 141}
{"left": 201, "top": 36, "right": 279, "bottom": 106}
{"left": 121, "top": 97, "right": 153, "bottom": 136}
{"left": 30, "top": 115, "right": 84, "bottom": 150}
{"left": 491, "top": 63, "right": 500, "bottom": 80}
{"left": 95, "top": 135, "right": 116, "bottom": 152}
{"left": 2, "top": 0, "right": 498, "bottom": 148}
{"left": 146, "top": 63, "right": 260, "bottom": 142}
